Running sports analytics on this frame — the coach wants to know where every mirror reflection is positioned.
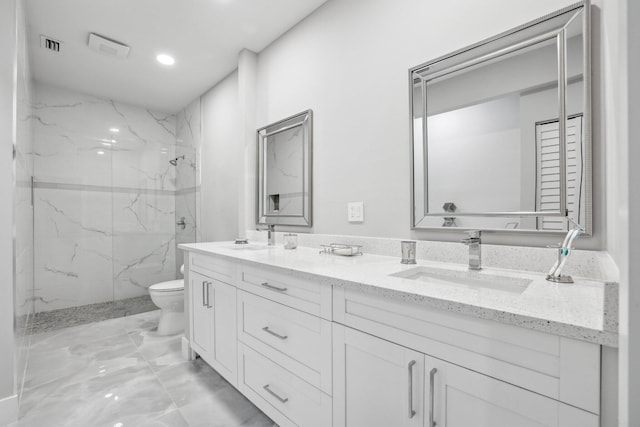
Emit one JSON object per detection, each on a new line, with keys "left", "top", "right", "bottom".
{"left": 410, "top": 3, "right": 590, "bottom": 232}
{"left": 257, "top": 110, "right": 312, "bottom": 227}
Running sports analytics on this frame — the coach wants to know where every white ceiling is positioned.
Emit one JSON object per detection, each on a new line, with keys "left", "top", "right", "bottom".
{"left": 25, "top": 0, "right": 328, "bottom": 113}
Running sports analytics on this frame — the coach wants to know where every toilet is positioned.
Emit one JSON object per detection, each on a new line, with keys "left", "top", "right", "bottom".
{"left": 149, "top": 276, "right": 184, "bottom": 336}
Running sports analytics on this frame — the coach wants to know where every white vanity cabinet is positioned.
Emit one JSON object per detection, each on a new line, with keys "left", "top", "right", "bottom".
{"left": 333, "top": 288, "right": 600, "bottom": 427}
{"left": 333, "top": 325, "right": 597, "bottom": 427}
{"left": 182, "top": 246, "right": 606, "bottom": 427}
{"left": 426, "top": 355, "right": 599, "bottom": 427}
{"left": 189, "top": 270, "right": 213, "bottom": 359}
{"left": 333, "top": 324, "right": 598, "bottom": 427}
{"left": 333, "top": 325, "right": 425, "bottom": 427}
{"left": 235, "top": 264, "right": 333, "bottom": 427}
{"left": 187, "top": 254, "right": 238, "bottom": 386}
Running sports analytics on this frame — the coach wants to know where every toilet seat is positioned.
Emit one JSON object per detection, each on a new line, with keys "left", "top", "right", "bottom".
{"left": 149, "top": 279, "right": 184, "bottom": 293}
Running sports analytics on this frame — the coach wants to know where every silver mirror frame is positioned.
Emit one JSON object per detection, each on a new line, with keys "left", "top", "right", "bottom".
{"left": 256, "top": 110, "right": 313, "bottom": 227}
{"left": 408, "top": 1, "right": 591, "bottom": 234}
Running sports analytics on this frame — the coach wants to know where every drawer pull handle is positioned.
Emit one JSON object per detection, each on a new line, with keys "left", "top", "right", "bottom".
{"left": 261, "top": 282, "right": 288, "bottom": 292}
{"left": 429, "top": 367, "right": 438, "bottom": 427}
{"left": 262, "top": 326, "right": 288, "bottom": 340}
{"left": 408, "top": 360, "right": 416, "bottom": 419}
{"left": 202, "top": 281, "right": 207, "bottom": 307}
{"left": 263, "top": 384, "right": 289, "bottom": 403}
{"left": 206, "top": 282, "right": 213, "bottom": 309}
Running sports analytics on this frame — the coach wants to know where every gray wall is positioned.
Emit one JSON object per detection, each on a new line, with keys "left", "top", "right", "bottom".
{"left": 623, "top": 0, "right": 640, "bottom": 420}
{"left": 252, "top": 0, "right": 603, "bottom": 248}
{"left": 612, "top": 0, "right": 640, "bottom": 424}
{"left": 200, "top": 71, "right": 241, "bottom": 242}
{"left": 0, "top": 0, "right": 18, "bottom": 422}
{"left": 196, "top": 0, "right": 618, "bottom": 250}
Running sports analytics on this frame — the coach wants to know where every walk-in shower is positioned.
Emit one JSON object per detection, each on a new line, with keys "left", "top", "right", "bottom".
{"left": 24, "top": 83, "right": 201, "bottom": 332}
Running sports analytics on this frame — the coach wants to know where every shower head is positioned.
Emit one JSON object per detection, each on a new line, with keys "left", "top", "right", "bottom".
{"left": 169, "top": 155, "right": 185, "bottom": 166}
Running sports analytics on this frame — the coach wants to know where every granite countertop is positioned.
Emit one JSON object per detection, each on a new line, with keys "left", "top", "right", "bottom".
{"left": 179, "top": 242, "right": 618, "bottom": 347}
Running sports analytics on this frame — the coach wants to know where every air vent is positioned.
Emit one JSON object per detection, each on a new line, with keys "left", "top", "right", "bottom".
{"left": 87, "top": 33, "right": 130, "bottom": 59}
{"left": 40, "top": 35, "right": 61, "bottom": 52}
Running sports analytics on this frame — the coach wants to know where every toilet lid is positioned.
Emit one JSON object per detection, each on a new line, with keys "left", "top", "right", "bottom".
{"left": 149, "top": 279, "right": 184, "bottom": 292}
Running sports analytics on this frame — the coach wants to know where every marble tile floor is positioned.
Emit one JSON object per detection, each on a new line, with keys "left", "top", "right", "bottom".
{"left": 7, "top": 310, "right": 277, "bottom": 427}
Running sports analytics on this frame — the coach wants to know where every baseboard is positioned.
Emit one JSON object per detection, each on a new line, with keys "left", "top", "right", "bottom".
{"left": 181, "top": 336, "right": 195, "bottom": 361}
{"left": 0, "top": 393, "right": 18, "bottom": 425}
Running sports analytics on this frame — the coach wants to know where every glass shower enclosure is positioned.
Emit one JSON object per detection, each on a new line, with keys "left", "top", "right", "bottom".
{"left": 30, "top": 84, "right": 200, "bottom": 319}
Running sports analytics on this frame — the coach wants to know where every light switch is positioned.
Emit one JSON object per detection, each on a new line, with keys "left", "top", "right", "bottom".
{"left": 347, "top": 202, "right": 364, "bottom": 223}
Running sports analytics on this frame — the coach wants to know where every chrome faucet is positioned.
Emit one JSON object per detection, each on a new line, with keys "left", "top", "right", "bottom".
{"left": 461, "top": 230, "right": 482, "bottom": 270}
{"left": 257, "top": 224, "right": 276, "bottom": 246}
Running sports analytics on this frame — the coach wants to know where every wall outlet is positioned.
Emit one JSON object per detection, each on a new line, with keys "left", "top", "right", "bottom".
{"left": 347, "top": 202, "right": 364, "bottom": 223}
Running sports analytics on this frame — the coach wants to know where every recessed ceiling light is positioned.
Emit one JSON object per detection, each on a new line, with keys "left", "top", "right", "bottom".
{"left": 156, "top": 54, "right": 175, "bottom": 66}
{"left": 97, "top": 150, "right": 105, "bottom": 155}
{"left": 109, "top": 127, "right": 119, "bottom": 133}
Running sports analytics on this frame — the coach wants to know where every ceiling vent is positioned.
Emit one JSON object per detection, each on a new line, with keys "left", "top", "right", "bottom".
{"left": 87, "top": 33, "right": 130, "bottom": 59}
{"left": 40, "top": 35, "right": 62, "bottom": 52}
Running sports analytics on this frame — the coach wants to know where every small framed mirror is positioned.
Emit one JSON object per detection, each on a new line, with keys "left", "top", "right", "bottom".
{"left": 409, "top": 1, "right": 591, "bottom": 233}
{"left": 257, "top": 110, "right": 313, "bottom": 227}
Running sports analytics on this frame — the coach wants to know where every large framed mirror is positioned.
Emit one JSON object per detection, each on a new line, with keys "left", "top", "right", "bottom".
{"left": 257, "top": 110, "right": 313, "bottom": 227}
{"left": 409, "top": 1, "right": 591, "bottom": 233}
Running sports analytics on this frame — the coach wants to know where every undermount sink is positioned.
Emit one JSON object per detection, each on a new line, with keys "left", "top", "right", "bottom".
{"left": 390, "top": 266, "right": 532, "bottom": 294}
{"left": 225, "top": 244, "right": 271, "bottom": 251}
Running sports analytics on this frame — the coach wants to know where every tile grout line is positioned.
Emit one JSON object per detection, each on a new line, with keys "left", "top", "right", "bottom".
{"left": 124, "top": 330, "right": 191, "bottom": 426}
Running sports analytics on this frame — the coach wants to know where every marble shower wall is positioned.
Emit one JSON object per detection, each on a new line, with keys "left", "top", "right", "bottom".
{"left": 175, "top": 98, "right": 202, "bottom": 271}
{"left": 32, "top": 83, "right": 177, "bottom": 312}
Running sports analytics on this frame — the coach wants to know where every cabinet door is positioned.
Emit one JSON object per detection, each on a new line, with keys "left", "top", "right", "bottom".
{"left": 210, "top": 279, "right": 237, "bottom": 386}
{"left": 333, "top": 324, "right": 424, "bottom": 427}
{"left": 426, "top": 356, "right": 599, "bottom": 427}
{"left": 190, "top": 270, "right": 212, "bottom": 360}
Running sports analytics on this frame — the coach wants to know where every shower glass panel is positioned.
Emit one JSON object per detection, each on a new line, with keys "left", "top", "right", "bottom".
{"left": 174, "top": 146, "right": 198, "bottom": 270}
{"left": 111, "top": 141, "right": 178, "bottom": 302}
{"left": 32, "top": 83, "right": 123, "bottom": 313}
{"left": 175, "top": 100, "right": 201, "bottom": 271}
{"left": 31, "top": 83, "right": 201, "bottom": 322}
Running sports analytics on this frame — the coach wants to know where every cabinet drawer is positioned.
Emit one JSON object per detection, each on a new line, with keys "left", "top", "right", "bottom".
{"left": 238, "top": 343, "right": 332, "bottom": 427}
{"left": 189, "top": 253, "right": 237, "bottom": 284}
{"left": 238, "top": 290, "right": 332, "bottom": 394}
{"left": 334, "top": 287, "right": 600, "bottom": 414}
{"left": 240, "top": 265, "right": 332, "bottom": 319}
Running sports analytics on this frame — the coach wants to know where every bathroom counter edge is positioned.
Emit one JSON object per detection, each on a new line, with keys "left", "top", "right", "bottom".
{"left": 179, "top": 242, "right": 617, "bottom": 347}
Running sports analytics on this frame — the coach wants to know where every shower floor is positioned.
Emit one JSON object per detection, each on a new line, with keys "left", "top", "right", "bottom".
{"left": 27, "top": 295, "right": 158, "bottom": 335}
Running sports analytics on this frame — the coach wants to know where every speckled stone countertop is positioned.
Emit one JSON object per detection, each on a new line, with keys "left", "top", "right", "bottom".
{"left": 179, "top": 242, "right": 618, "bottom": 347}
